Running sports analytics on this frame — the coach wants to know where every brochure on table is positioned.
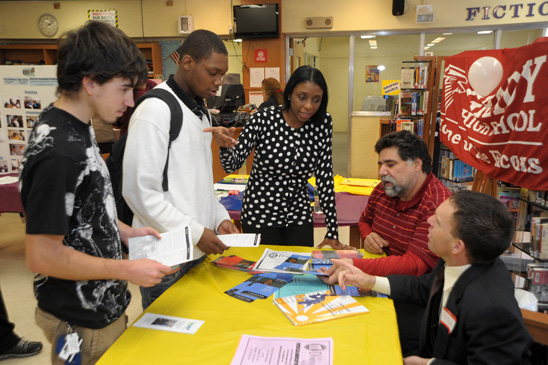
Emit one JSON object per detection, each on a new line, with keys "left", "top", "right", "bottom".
{"left": 0, "top": 66, "right": 58, "bottom": 174}
{"left": 211, "top": 255, "right": 262, "bottom": 274}
{"left": 273, "top": 274, "right": 375, "bottom": 299}
{"left": 133, "top": 313, "right": 204, "bottom": 335}
{"left": 231, "top": 334, "right": 333, "bottom": 365}
{"left": 274, "top": 291, "right": 369, "bottom": 326}
{"left": 225, "top": 272, "right": 293, "bottom": 303}
{"left": 255, "top": 248, "right": 311, "bottom": 273}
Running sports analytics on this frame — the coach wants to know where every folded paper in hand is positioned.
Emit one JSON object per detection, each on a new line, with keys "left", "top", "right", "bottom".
{"left": 128, "top": 227, "right": 193, "bottom": 267}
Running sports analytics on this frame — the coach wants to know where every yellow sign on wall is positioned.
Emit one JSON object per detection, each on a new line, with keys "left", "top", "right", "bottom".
{"left": 382, "top": 80, "right": 401, "bottom": 96}
{"left": 88, "top": 9, "right": 118, "bottom": 28}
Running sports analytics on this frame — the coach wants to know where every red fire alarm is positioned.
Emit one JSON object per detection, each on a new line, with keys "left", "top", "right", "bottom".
{"left": 255, "top": 49, "right": 267, "bottom": 63}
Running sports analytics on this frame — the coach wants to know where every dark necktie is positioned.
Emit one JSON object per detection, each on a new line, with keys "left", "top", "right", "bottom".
{"left": 424, "top": 266, "right": 445, "bottom": 356}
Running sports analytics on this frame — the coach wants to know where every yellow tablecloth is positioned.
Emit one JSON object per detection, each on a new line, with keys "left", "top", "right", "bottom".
{"left": 97, "top": 246, "right": 402, "bottom": 364}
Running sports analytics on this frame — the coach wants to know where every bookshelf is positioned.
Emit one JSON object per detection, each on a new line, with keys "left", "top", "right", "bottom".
{"left": 468, "top": 174, "right": 548, "bottom": 344}
{"left": 435, "top": 142, "right": 476, "bottom": 193}
{"left": 390, "top": 56, "right": 438, "bottom": 158}
{"left": 0, "top": 42, "right": 163, "bottom": 79}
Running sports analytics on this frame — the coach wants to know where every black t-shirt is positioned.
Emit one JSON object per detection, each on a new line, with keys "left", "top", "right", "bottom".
{"left": 19, "top": 105, "right": 129, "bottom": 329}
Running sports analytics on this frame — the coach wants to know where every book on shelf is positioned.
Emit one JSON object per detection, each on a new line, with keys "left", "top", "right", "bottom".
{"left": 526, "top": 263, "right": 548, "bottom": 304}
{"left": 396, "top": 119, "right": 412, "bottom": 132}
{"left": 517, "top": 187, "right": 530, "bottom": 230}
{"left": 400, "top": 67, "right": 415, "bottom": 89}
{"left": 452, "top": 160, "right": 474, "bottom": 182}
{"left": 419, "top": 90, "right": 429, "bottom": 114}
{"left": 398, "top": 91, "right": 414, "bottom": 116}
{"left": 416, "top": 118, "right": 424, "bottom": 138}
{"left": 400, "top": 65, "right": 429, "bottom": 89}
{"left": 440, "top": 156, "right": 450, "bottom": 179}
{"left": 400, "top": 121, "right": 415, "bottom": 133}
{"left": 540, "top": 223, "right": 548, "bottom": 259}
{"left": 531, "top": 216, "right": 548, "bottom": 256}
{"left": 274, "top": 291, "right": 369, "bottom": 326}
{"left": 414, "top": 65, "right": 429, "bottom": 88}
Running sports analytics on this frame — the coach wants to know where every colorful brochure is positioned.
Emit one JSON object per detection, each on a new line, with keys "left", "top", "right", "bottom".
{"left": 211, "top": 255, "right": 262, "bottom": 274}
{"left": 274, "top": 274, "right": 329, "bottom": 299}
{"left": 274, "top": 291, "right": 369, "bottom": 326}
{"left": 311, "top": 250, "right": 364, "bottom": 259}
{"left": 255, "top": 248, "right": 311, "bottom": 273}
{"left": 273, "top": 274, "right": 374, "bottom": 299}
{"left": 225, "top": 272, "right": 293, "bottom": 303}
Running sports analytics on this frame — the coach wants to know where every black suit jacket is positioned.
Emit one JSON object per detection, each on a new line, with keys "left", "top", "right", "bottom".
{"left": 388, "top": 258, "right": 532, "bottom": 364}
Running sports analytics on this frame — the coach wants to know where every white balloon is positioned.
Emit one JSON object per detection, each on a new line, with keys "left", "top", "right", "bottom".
{"left": 468, "top": 56, "right": 503, "bottom": 97}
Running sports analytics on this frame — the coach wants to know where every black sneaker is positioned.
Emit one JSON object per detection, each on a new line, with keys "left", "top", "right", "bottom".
{"left": 0, "top": 339, "right": 43, "bottom": 361}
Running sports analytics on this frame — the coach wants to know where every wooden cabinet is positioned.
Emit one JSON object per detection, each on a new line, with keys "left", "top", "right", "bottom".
{"left": 0, "top": 44, "right": 58, "bottom": 65}
{"left": 136, "top": 43, "right": 163, "bottom": 80}
{"left": 0, "top": 42, "right": 163, "bottom": 79}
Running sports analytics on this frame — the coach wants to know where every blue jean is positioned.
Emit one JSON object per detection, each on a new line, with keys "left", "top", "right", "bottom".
{"left": 140, "top": 255, "right": 206, "bottom": 310}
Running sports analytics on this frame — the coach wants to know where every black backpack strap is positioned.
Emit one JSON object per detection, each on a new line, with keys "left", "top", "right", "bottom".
{"left": 134, "top": 88, "right": 183, "bottom": 191}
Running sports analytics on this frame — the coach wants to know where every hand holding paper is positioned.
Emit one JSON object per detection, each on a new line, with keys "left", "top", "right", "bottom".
{"left": 129, "top": 228, "right": 193, "bottom": 267}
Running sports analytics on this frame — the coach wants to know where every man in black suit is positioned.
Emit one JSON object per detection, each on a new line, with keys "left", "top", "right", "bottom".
{"left": 324, "top": 190, "right": 533, "bottom": 364}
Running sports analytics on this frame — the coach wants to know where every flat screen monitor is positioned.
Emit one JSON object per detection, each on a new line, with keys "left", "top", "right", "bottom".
{"left": 233, "top": 4, "right": 279, "bottom": 39}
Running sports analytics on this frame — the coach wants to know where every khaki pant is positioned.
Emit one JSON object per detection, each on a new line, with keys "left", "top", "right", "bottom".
{"left": 35, "top": 307, "right": 127, "bottom": 365}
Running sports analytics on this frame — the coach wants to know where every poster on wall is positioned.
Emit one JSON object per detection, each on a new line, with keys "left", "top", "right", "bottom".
{"left": 365, "top": 65, "right": 379, "bottom": 83}
{"left": 440, "top": 37, "right": 548, "bottom": 190}
{"left": 0, "top": 66, "right": 57, "bottom": 175}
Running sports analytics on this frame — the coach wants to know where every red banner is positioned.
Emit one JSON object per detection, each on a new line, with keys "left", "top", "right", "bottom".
{"left": 440, "top": 38, "right": 548, "bottom": 190}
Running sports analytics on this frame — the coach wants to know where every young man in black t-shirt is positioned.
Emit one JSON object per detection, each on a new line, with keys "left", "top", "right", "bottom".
{"left": 19, "top": 21, "right": 172, "bottom": 364}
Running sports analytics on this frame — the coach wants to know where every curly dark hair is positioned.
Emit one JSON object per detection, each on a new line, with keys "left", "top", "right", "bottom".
{"left": 56, "top": 21, "right": 148, "bottom": 96}
{"left": 375, "top": 130, "right": 432, "bottom": 174}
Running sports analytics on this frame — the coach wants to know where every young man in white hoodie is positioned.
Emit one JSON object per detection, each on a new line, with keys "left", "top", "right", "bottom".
{"left": 123, "top": 29, "right": 239, "bottom": 309}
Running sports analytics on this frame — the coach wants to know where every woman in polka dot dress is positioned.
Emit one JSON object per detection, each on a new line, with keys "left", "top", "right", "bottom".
{"left": 219, "top": 66, "right": 344, "bottom": 248}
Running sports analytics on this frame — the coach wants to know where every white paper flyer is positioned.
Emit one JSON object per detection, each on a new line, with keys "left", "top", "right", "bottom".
{"left": 128, "top": 227, "right": 192, "bottom": 267}
{"left": 231, "top": 335, "right": 333, "bottom": 365}
{"left": 133, "top": 313, "right": 204, "bottom": 335}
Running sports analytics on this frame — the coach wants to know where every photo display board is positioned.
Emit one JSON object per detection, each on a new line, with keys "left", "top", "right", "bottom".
{"left": 0, "top": 66, "right": 57, "bottom": 174}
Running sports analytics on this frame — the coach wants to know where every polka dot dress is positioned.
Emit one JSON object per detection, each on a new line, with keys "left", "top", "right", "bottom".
{"left": 220, "top": 106, "right": 339, "bottom": 240}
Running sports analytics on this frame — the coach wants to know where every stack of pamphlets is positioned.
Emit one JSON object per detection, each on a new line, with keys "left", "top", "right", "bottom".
{"left": 274, "top": 291, "right": 369, "bottom": 326}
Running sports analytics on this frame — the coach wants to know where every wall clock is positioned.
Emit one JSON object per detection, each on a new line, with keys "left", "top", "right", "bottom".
{"left": 38, "top": 14, "right": 59, "bottom": 37}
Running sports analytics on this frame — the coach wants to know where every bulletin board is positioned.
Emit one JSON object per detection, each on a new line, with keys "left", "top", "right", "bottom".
{"left": 0, "top": 66, "right": 57, "bottom": 174}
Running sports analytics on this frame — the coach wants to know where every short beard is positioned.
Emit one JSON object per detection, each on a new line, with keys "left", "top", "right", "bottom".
{"left": 382, "top": 175, "right": 403, "bottom": 197}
